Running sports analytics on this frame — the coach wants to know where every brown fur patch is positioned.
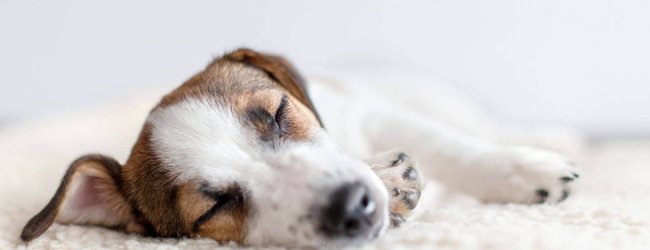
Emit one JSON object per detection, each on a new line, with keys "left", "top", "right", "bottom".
{"left": 177, "top": 182, "right": 248, "bottom": 243}
{"left": 23, "top": 48, "right": 325, "bottom": 243}
{"left": 222, "top": 49, "right": 322, "bottom": 124}
{"left": 154, "top": 56, "right": 319, "bottom": 142}
{"left": 121, "top": 124, "right": 183, "bottom": 237}
{"left": 120, "top": 49, "right": 324, "bottom": 239}
{"left": 239, "top": 90, "right": 317, "bottom": 142}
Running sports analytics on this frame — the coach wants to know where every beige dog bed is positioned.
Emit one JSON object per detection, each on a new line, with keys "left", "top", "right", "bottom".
{"left": 1, "top": 88, "right": 649, "bottom": 249}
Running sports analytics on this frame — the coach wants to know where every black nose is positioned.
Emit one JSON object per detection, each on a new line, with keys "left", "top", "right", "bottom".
{"left": 321, "top": 182, "right": 376, "bottom": 237}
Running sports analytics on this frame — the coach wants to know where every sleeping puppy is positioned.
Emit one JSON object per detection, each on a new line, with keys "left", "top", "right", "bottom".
{"left": 20, "top": 48, "right": 578, "bottom": 248}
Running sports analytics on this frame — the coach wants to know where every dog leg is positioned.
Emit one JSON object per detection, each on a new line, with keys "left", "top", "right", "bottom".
{"left": 366, "top": 150, "right": 423, "bottom": 227}
{"left": 359, "top": 107, "right": 579, "bottom": 205}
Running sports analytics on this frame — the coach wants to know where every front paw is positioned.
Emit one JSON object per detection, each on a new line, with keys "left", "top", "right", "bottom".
{"left": 367, "top": 151, "right": 423, "bottom": 227}
{"left": 487, "top": 146, "right": 580, "bottom": 204}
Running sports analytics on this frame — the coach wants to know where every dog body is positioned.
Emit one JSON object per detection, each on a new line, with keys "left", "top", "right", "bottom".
{"left": 309, "top": 71, "right": 578, "bottom": 204}
{"left": 21, "top": 49, "right": 578, "bottom": 248}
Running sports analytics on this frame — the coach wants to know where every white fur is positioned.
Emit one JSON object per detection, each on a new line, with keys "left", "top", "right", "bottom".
{"left": 147, "top": 98, "right": 388, "bottom": 247}
{"left": 1, "top": 69, "right": 587, "bottom": 248}
{"left": 5, "top": 67, "right": 650, "bottom": 250}
{"left": 310, "top": 68, "right": 578, "bottom": 204}
{"left": 145, "top": 68, "right": 578, "bottom": 246}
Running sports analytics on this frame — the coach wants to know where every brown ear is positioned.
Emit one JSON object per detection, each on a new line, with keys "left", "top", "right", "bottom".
{"left": 21, "top": 154, "right": 143, "bottom": 242}
{"left": 224, "top": 48, "right": 324, "bottom": 127}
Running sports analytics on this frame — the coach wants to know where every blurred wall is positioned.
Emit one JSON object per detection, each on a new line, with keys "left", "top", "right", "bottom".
{"left": 1, "top": 0, "right": 649, "bottom": 136}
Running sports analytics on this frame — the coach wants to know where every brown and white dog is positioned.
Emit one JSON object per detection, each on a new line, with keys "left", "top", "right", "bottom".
{"left": 20, "top": 48, "right": 579, "bottom": 248}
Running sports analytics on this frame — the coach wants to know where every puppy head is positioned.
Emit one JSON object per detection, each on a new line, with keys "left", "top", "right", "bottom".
{"left": 22, "top": 49, "right": 389, "bottom": 248}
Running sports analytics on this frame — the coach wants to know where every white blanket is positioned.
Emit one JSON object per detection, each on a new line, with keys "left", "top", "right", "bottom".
{"left": 1, "top": 89, "right": 649, "bottom": 250}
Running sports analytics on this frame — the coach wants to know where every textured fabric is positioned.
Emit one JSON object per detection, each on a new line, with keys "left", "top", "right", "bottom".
{"left": 1, "top": 91, "right": 649, "bottom": 250}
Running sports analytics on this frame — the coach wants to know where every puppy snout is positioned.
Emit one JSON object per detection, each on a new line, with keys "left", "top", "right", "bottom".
{"left": 321, "top": 182, "right": 377, "bottom": 238}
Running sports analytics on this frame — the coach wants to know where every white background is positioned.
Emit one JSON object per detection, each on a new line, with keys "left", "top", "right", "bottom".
{"left": 1, "top": 0, "right": 649, "bottom": 137}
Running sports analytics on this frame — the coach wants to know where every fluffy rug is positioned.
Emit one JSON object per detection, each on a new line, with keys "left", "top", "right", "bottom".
{"left": 1, "top": 88, "right": 649, "bottom": 250}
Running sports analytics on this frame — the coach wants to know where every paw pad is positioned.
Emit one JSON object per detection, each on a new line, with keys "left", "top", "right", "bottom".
{"left": 368, "top": 151, "right": 423, "bottom": 228}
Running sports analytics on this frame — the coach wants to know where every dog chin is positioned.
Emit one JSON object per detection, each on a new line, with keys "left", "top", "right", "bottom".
{"left": 318, "top": 208, "right": 389, "bottom": 248}
{"left": 321, "top": 227, "right": 387, "bottom": 249}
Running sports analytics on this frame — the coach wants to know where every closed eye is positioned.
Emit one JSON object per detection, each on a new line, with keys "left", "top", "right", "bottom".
{"left": 274, "top": 95, "right": 289, "bottom": 135}
{"left": 246, "top": 95, "right": 291, "bottom": 141}
{"left": 192, "top": 186, "right": 243, "bottom": 233}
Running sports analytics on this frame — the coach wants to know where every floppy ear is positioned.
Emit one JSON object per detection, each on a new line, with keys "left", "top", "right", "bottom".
{"left": 224, "top": 48, "right": 324, "bottom": 127}
{"left": 21, "top": 154, "right": 143, "bottom": 242}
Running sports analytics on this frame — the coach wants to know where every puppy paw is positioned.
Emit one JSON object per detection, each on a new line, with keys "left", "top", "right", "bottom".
{"left": 481, "top": 146, "right": 579, "bottom": 204}
{"left": 367, "top": 151, "right": 423, "bottom": 227}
